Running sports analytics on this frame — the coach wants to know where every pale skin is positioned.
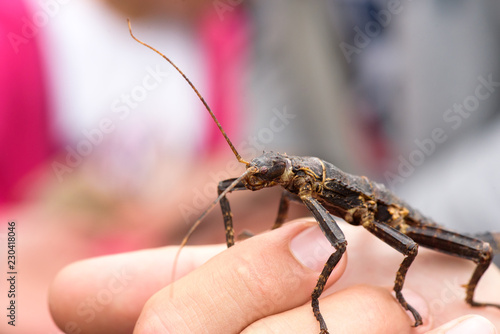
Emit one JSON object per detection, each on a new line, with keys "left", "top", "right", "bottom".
{"left": 49, "top": 219, "right": 500, "bottom": 333}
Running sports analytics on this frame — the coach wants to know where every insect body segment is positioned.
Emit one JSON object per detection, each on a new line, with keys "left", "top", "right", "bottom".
{"left": 218, "top": 152, "right": 499, "bottom": 332}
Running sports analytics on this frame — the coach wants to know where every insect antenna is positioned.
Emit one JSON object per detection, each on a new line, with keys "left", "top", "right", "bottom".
{"left": 170, "top": 169, "right": 251, "bottom": 289}
{"left": 127, "top": 19, "right": 249, "bottom": 165}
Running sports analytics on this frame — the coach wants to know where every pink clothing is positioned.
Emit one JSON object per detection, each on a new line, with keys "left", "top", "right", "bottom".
{"left": 0, "top": 1, "right": 249, "bottom": 205}
{"left": 0, "top": 0, "right": 57, "bottom": 203}
{"left": 199, "top": 7, "right": 249, "bottom": 153}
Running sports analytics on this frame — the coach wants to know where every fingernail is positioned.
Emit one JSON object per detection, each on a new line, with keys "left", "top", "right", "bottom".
{"left": 290, "top": 225, "right": 337, "bottom": 272}
{"left": 444, "top": 315, "right": 497, "bottom": 334}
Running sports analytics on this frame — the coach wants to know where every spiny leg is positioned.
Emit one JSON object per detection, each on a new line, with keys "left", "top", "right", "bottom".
{"left": 363, "top": 220, "right": 422, "bottom": 326}
{"left": 272, "top": 190, "right": 301, "bottom": 230}
{"left": 301, "top": 195, "right": 347, "bottom": 334}
{"left": 218, "top": 178, "right": 247, "bottom": 247}
{"left": 468, "top": 231, "right": 500, "bottom": 267}
{"left": 404, "top": 224, "right": 499, "bottom": 309}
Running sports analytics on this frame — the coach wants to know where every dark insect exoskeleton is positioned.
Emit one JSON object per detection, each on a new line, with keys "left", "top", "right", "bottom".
{"left": 217, "top": 152, "right": 500, "bottom": 333}
{"left": 128, "top": 20, "right": 500, "bottom": 334}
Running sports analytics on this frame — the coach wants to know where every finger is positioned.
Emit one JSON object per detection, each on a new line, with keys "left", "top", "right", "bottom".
{"left": 244, "top": 286, "right": 430, "bottom": 334}
{"left": 425, "top": 315, "right": 497, "bottom": 334}
{"left": 133, "top": 220, "right": 347, "bottom": 333}
{"left": 49, "top": 244, "right": 225, "bottom": 334}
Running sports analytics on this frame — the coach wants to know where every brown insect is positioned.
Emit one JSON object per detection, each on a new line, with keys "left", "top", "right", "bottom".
{"left": 127, "top": 20, "right": 500, "bottom": 334}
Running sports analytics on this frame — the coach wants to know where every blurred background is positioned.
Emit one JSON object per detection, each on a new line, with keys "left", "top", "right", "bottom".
{"left": 1, "top": 0, "right": 500, "bottom": 332}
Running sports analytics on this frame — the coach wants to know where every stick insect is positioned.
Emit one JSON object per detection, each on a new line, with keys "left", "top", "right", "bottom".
{"left": 127, "top": 20, "right": 500, "bottom": 334}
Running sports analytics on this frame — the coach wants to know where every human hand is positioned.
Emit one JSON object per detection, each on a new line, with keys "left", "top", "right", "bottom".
{"left": 49, "top": 219, "right": 500, "bottom": 333}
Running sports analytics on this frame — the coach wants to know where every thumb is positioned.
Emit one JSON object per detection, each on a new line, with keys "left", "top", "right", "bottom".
{"left": 134, "top": 220, "right": 347, "bottom": 333}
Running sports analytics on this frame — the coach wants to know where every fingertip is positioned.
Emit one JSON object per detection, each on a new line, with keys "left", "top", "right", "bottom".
{"left": 133, "top": 303, "right": 170, "bottom": 334}
{"left": 48, "top": 261, "right": 82, "bottom": 331}
{"left": 290, "top": 224, "right": 347, "bottom": 280}
{"left": 427, "top": 315, "right": 497, "bottom": 334}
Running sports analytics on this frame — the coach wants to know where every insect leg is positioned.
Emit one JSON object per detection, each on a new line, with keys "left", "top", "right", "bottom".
{"left": 363, "top": 220, "right": 422, "bottom": 326}
{"left": 272, "top": 190, "right": 301, "bottom": 230}
{"left": 471, "top": 231, "right": 500, "bottom": 266}
{"left": 403, "top": 224, "right": 500, "bottom": 309}
{"left": 218, "top": 178, "right": 247, "bottom": 247}
{"left": 469, "top": 231, "right": 500, "bottom": 254}
{"left": 301, "top": 195, "right": 347, "bottom": 334}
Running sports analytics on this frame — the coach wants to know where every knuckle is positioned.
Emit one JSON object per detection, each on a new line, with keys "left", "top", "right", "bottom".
{"left": 344, "top": 285, "right": 398, "bottom": 317}
{"left": 228, "top": 251, "right": 291, "bottom": 316}
{"left": 479, "top": 242, "right": 493, "bottom": 263}
{"left": 134, "top": 298, "right": 173, "bottom": 334}
{"left": 233, "top": 256, "right": 278, "bottom": 307}
{"left": 355, "top": 285, "right": 414, "bottom": 329}
{"left": 136, "top": 291, "right": 198, "bottom": 334}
